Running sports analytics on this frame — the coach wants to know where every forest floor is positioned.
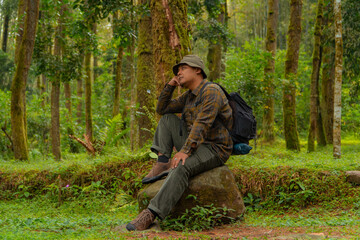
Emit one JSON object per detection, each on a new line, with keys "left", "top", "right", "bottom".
{"left": 1, "top": 139, "right": 360, "bottom": 239}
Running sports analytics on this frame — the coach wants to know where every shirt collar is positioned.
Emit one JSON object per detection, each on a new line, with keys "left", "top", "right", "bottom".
{"left": 190, "top": 79, "right": 208, "bottom": 96}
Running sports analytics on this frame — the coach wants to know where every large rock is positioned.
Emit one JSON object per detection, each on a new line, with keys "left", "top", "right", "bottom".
{"left": 345, "top": 171, "right": 360, "bottom": 185}
{"left": 138, "top": 165, "right": 245, "bottom": 221}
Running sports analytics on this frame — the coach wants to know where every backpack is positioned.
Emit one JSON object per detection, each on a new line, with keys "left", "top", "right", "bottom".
{"left": 196, "top": 82, "right": 257, "bottom": 155}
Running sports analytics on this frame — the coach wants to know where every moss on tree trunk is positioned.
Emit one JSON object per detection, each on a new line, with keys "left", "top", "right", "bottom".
{"left": 10, "top": 0, "right": 40, "bottom": 160}
{"left": 150, "top": 0, "right": 190, "bottom": 99}
{"left": 262, "top": 0, "right": 279, "bottom": 143}
{"left": 85, "top": 52, "right": 93, "bottom": 142}
{"left": 282, "top": 0, "right": 302, "bottom": 151}
{"left": 137, "top": 0, "right": 156, "bottom": 148}
{"left": 112, "top": 46, "right": 123, "bottom": 117}
{"left": 307, "top": 0, "right": 323, "bottom": 152}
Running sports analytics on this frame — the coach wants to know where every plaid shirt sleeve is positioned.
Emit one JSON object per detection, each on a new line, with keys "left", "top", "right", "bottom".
{"left": 180, "top": 85, "right": 225, "bottom": 155}
{"left": 156, "top": 84, "right": 188, "bottom": 115}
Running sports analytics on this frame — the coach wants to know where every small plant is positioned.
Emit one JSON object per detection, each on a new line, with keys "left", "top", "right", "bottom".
{"left": 243, "top": 193, "right": 262, "bottom": 211}
{"left": 160, "top": 204, "right": 235, "bottom": 231}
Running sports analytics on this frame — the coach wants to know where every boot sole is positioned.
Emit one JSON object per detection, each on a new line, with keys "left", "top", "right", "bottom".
{"left": 142, "top": 170, "right": 170, "bottom": 184}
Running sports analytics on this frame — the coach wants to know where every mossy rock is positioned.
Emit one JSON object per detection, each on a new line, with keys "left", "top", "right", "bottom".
{"left": 138, "top": 165, "right": 245, "bottom": 220}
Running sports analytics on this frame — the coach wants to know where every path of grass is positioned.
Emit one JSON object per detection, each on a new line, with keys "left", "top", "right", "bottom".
{"left": 1, "top": 196, "right": 360, "bottom": 239}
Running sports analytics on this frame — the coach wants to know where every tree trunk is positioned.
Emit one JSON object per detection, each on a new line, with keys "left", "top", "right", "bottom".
{"left": 77, "top": 55, "right": 84, "bottom": 124}
{"left": 333, "top": 0, "right": 343, "bottom": 158}
{"left": 262, "top": 0, "right": 279, "bottom": 143}
{"left": 92, "top": 23, "right": 98, "bottom": 83}
{"left": 85, "top": 52, "right": 93, "bottom": 142}
{"left": 206, "top": 0, "right": 226, "bottom": 82}
{"left": 112, "top": 46, "right": 123, "bottom": 117}
{"left": 307, "top": 0, "right": 323, "bottom": 152}
{"left": 320, "top": 3, "right": 335, "bottom": 144}
{"left": 10, "top": 0, "right": 40, "bottom": 160}
{"left": 150, "top": 0, "right": 191, "bottom": 98}
{"left": 2, "top": 14, "right": 10, "bottom": 52}
{"left": 51, "top": 2, "right": 66, "bottom": 161}
{"left": 282, "top": 0, "right": 302, "bottom": 151}
{"left": 128, "top": 2, "right": 139, "bottom": 151}
{"left": 137, "top": 0, "right": 156, "bottom": 148}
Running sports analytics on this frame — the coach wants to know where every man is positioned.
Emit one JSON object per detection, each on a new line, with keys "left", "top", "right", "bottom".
{"left": 126, "top": 55, "right": 233, "bottom": 231}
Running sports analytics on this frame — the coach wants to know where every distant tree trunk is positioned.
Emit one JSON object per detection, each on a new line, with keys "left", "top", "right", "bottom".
{"left": 321, "top": 2, "right": 335, "bottom": 144}
{"left": 85, "top": 52, "right": 93, "bottom": 142}
{"left": 128, "top": 2, "right": 139, "bottom": 151}
{"left": 112, "top": 46, "right": 123, "bottom": 117}
{"left": 51, "top": 2, "right": 66, "bottom": 161}
{"left": 76, "top": 56, "right": 84, "bottom": 124}
{"left": 2, "top": 14, "right": 10, "bottom": 52}
{"left": 333, "top": 0, "right": 343, "bottom": 158}
{"left": 92, "top": 23, "right": 98, "bottom": 83}
{"left": 262, "top": 0, "right": 279, "bottom": 143}
{"left": 137, "top": 0, "right": 155, "bottom": 148}
{"left": 10, "top": 0, "right": 40, "bottom": 160}
{"left": 307, "top": 0, "right": 323, "bottom": 152}
{"left": 282, "top": 0, "right": 302, "bottom": 151}
{"left": 206, "top": 0, "right": 226, "bottom": 82}
{"left": 150, "top": 0, "right": 191, "bottom": 98}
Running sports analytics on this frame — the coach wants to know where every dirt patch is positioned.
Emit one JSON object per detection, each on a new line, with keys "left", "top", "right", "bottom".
{"left": 124, "top": 224, "right": 349, "bottom": 239}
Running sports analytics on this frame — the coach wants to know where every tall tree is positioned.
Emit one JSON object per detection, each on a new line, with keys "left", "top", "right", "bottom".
{"left": 320, "top": 1, "right": 335, "bottom": 144}
{"left": 333, "top": 0, "right": 343, "bottom": 158}
{"left": 137, "top": 0, "right": 155, "bottom": 148}
{"left": 282, "top": 0, "right": 302, "bottom": 151}
{"left": 307, "top": 0, "right": 325, "bottom": 152}
{"left": 51, "top": 1, "right": 66, "bottom": 161}
{"left": 150, "top": 0, "right": 191, "bottom": 97}
{"left": 1, "top": 0, "right": 17, "bottom": 52}
{"left": 10, "top": 0, "right": 40, "bottom": 160}
{"left": 112, "top": 12, "right": 124, "bottom": 118}
{"left": 205, "top": 0, "right": 227, "bottom": 82}
{"left": 262, "top": 0, "right": 279, "bottom": 143}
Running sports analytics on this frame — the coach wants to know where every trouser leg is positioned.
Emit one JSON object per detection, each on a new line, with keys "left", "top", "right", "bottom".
{"left": 151, "top": 114, "right": 188, "bottom": 158}
{"left": 148, "top": 144, "right": 224, "bottom": 219}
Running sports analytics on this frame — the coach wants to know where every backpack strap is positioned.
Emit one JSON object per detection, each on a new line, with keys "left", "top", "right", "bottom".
{"left": 180, "top": 81, "right": 211, "bottom": 136}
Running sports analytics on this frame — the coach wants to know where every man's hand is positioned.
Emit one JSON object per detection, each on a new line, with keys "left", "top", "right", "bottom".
{"left": 171, "top": 152, "right": 189, "bottom": 168}
{"left": 168, "top": 76, "right": 180, "bottom": 87}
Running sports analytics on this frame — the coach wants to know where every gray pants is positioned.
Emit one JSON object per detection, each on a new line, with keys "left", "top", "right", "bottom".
{"left": 148, "top": 114, "right": 224, "bottom": 219}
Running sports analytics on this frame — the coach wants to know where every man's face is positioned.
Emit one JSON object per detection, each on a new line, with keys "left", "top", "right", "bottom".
{"left": 177, "top": 64, "right": 200, "bottom": 88}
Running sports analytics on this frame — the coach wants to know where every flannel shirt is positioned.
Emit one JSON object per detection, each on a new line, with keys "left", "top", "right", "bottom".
{"left": 156, "top": 79, "right": 233, "bottom": 161}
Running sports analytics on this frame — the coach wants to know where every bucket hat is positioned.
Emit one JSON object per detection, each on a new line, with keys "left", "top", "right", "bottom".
{"left": 173, "top": 55, "right": 207, "bottom": 79}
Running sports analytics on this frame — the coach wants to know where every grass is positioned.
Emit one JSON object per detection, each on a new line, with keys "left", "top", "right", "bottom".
{"left": 228, "top": 138, "right": 360, "bottom": 171}
{"left": 1, "top": 137, "right": 360, "bottom": 239}
{"left": 1, "top": 196, "right": 360, "bottom": 239}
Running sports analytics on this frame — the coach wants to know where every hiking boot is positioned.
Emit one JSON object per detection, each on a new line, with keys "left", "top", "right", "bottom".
{"left": 142, "top": 161, "right": 171, "bottom": 184}
{"left": 126, "top": 209, "right": 155, "bottom": 231}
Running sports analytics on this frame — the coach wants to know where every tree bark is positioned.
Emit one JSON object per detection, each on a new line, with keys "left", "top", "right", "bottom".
{"left": 150, "top": 0, "right": 191, "bottom": 98}
{"left": 51, "top": 1, "right": 66, "bottom": 161}
{"left": 128, "top": 1, "right": 139, "bottom": 151}
{"left": 112, "top": 46, "right": 123, "bottom": 117}
{"left": 320, "top": 2, "right": 335, "bottom": 144}
{"left": 282, "top": 0, "right": 302, "bottom": 151}
{"left": 307, "top": 0, "right": 323, "bottom": 152}
{"left": 137, "top": 0, "right": 155, "bottom": 148}
{"left": 333, "top": 0, "right": 343, "bottom": 158}
{"left": 85, "top": 52, "right": 93, "bottom": 142}
{"left": 77, "top": 55, "right": 84, "bottom": 123}
{"left": 262, "top": 0, "right": 279, "bottom": 143}
{"left": 10, "top": 0, "right": 40, "bottom": 160}
{"left": 206, "top": 0, "right": 226, "bottom": 82}
{"left": 2, "top": 14, "right": 10, "bottom": 52}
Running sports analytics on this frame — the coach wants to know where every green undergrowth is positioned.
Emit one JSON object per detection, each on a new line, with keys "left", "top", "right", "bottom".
{"left": 0, "top": 138, "right": 360, "bottom": 211}
{"left": 1, "top": 196, "right": 360, "bottom": 239}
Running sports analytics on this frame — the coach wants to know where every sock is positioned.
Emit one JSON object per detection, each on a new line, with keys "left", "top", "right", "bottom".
{"left": 148, "top": 208, "right": 160, "bottom": 219}
{"left": 157, "top": 155, "right": 169, "bottom": 163}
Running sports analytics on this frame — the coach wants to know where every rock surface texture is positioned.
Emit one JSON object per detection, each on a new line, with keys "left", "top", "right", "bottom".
{"left": 345, "top": 171, "right": 360, "bottom": 185}
{"left": 138, "top": 165, "right": 245, "bottom": 220}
